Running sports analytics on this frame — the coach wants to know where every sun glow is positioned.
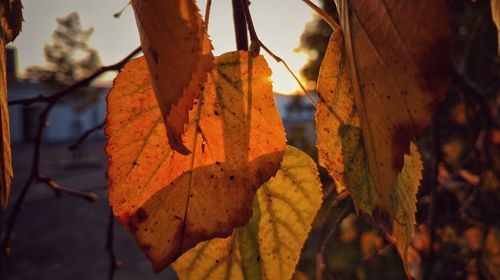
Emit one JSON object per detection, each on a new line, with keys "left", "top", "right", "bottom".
{"left": 267, "top": 51, "right": 311, "bottom": 96}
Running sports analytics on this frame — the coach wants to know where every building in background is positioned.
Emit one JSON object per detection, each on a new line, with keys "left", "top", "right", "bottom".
{"left": 6, "top": 47, "right": 108, "bottom": 144}
{"left": 6, "top": 47, "right": 317, "bottom": 147}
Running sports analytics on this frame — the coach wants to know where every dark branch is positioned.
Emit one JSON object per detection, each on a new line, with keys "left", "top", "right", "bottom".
{"left": 9, "top": 47, "right": 142, "bottom": 106}
{"left": 232, "top": 0, "right": 248, "bottom": 51}
{"left": 1, "top": 47, "right": 142, "bottom": 256}
{"left": 106, "top": 209, "right": 121, "bottom": 280}
{"left": 69, "top": 121, "right": 105, "bottom": 151}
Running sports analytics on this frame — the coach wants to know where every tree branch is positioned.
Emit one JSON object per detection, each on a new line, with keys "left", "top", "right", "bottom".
{"left": 316, "top": 198, "right": 354, "bottom": 280}
{"left": 1, "top": 47, "right": 142, "bottom": 256}
{"left": 231, "top": 0, "right": 248, "bottom": 51}
{"left": 9, "top": 47, "right": 142, "bottom": 106}
{"left": 69, "top": 121, "right": 105, "bottom": 151}
{"left": 106, "top": 209, "right": 121, "bottom": 280}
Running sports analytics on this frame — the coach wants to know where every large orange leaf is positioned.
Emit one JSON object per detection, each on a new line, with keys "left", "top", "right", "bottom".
{"left": 335, "top": 0, "right": 451, "bottom": 209}
{"left": 131, "top": 0, "right": 213, "bottom": 154}
{"left": 0, "top": 0, "right": 23, "bottom": 209}
{"left": 106, "top": 51, "right": 285, "bottom": 272}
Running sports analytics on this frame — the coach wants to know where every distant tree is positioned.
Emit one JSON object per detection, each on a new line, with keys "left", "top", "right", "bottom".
{"left": 297, "top": 0, "right": 336, "bottom": 83}
{"left": 26, "top": 12, "right": 101, "bottom": 85}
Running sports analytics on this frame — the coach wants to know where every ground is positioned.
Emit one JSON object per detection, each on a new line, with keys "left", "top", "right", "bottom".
{"left": 0, "top": 140, "right": 177, "bottom": 280}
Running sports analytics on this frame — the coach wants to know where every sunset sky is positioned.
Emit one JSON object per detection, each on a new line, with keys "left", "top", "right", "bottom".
{"left": 11, "top": 0, "right": 320, "bottom": 94}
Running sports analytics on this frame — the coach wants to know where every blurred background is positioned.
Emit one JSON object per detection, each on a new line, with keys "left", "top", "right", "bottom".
{"left": 1, "top": 0, "right": 499, "bottom": 279}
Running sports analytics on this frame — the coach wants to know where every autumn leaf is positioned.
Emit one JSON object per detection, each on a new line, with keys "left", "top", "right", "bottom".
{"left": 131, "top": 0, "right": 213, "bottom": 154}
{"left": 391, "top": 143, "right": 423, "bottom": 274}
{"left": 316, "top": 27, "right": 423, "bottom": 275}
{"left": 106, "top": 51, "right": 285, "bottom": 272}
{"left": 492, "top": 0, "right": 500, "bottom": 54}
{"left": 173, "top": 146, "right": 322, "bottom": 280}
{"left": 0, "top": 0, "right": 23, "bottom": 209}
{"left": 334, "top": 0, "right": 451, "bottom": 210}
{"left": 316, "top": 28, "right": 378, "bottom": 214}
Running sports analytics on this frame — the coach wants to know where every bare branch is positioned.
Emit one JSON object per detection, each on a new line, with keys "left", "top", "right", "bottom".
{"left": 106, "top": 209, "right": 122, "bottom": 280}
{"left": 1, "top": 47, "right": 142, "bottom": 256}
{"left": 69, "top": 121, "right": 105, "bottom": 151}
{"left": 9, "top": 47, "right": 142, "bottom": 106}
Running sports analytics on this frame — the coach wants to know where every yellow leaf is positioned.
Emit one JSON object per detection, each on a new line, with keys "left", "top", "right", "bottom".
{"left": 106, "top": 51, "right": 285, "bottom": 272}
{"left": 335, "top": 0, "right": 451, "bottom": 210}
{"left": 492, "top": 0, "right": 500, "bottom": 54}
{"left": 392, "top": 143, "right": 423, "bottom": 274}
{"left": 316, "top": 27, "right": 423, "bottom": 276}
{"left": 173, "top": 146, "right": 323, "bottom": 280}
{"left": 316, "top": 29, "right": 376, "bottom": 214}
{"left": 131, "top": 0, "right": 213, "bottom": 154}
{"left": 0, "top": 0, "right": 22, "bottom": 209}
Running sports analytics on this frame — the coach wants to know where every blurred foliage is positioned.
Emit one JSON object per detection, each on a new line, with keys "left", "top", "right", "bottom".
{"left": 25, "top": 12, "right": 102, "bottom": 113}
{"left": 295, "top": 0, "right": 500, "bottom": 279}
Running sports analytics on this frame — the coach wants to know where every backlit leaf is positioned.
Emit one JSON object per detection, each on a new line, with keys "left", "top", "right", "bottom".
{"left": 131, "top": 0, "right": 213, "bottom": 154}
{"left": 316, "top": 28, "right": 423, "bottom": 275}
{"left": 335, "top": 0, "right": 451, "bottom": 210}
{"left": 106, "top": 51, "right": 285, "bottom": 272}
{"left": 173, "top": 146, "right": 322, "bottom": 280}
{"left": 0, "top": 0, "right": 23, "bottom": 209}
{"left": 392, "top": 143, "right": 423, "bottom": 274}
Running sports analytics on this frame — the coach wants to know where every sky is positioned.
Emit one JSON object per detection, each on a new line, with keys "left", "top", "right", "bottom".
{"left": 11, "top": 0, "right": 321, "bottom": 94}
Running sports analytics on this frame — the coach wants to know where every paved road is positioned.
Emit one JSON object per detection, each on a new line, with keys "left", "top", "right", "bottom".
{"left": 0, "top": 140, "right": 177, "bottom": 280}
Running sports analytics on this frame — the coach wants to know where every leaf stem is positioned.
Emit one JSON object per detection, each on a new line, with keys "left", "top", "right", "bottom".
{"left": 231, "top": 0, "right": 248, "bottom": 51}
{"left": 239, "top": 0, "right": 318, "bottom": 108}
{"left": 106, "top": 209, "right": 121, "bottom": 280}
{"left": 204, "top": 0, "right": 213, "bottom": 30}
{"left": 301, "top": 0, "right": 340, "bottom": 31}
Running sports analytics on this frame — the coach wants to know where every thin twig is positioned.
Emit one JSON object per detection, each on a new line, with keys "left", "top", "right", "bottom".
{"left": 69, "top": 121, "right": 105, "bottom": 151}
{"left": 1, "top": 47, "right": 142, "bottom": 256}
{"left": 302, "top": 0, "right": 340, "bottom": 31}
{"left": 261, "top": 43, "right": 318, "bottom": 109}
{"left": 37, "top": 176, "right": 98, "bottom": 201}
{"left": 319, "top": 198, "right": 354, "bottom": 251}
{"left": 423, "top": 114, "right": 441, "bottom": 280}
{"left": 106, "top": 209, "right": 121, "bottom": 280}
{"left": 316, "top": 198, "right": 354, "bottom": 280}
{"left": 239, "top": 0, "right": 318, "bottom": 108}
{"left": 113, "top": 1, "right": 131, "bottom": 19}
{"left": 239, "top": 0, "right": 259, "bottom": 48}
{"left": 0, "top": 176, "right": 33, "bottom": 256}
{"left": 204, "top": 0, "right": 213, "bottom": 30}
{"left": 9, "top": 47, "right": 142, "bottom": 106}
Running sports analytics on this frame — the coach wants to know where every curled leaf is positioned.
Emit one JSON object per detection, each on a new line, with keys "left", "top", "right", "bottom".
{"left": 106, "top": 51, "right": 285, "bottom": 272}
{"left": 173, "top": 146, "right": 323, "bottom": 280}
{"left": 0, "top": 0, "right": 22, "bottom": 209}
{"left": 131, "top": 0, "right": 213, "bottom": 154}
{"left": 316, "top": 27, "right": 423, "bottom": 275}
{"left": 335, "top": 0, "right": 451, "bottom": 210}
